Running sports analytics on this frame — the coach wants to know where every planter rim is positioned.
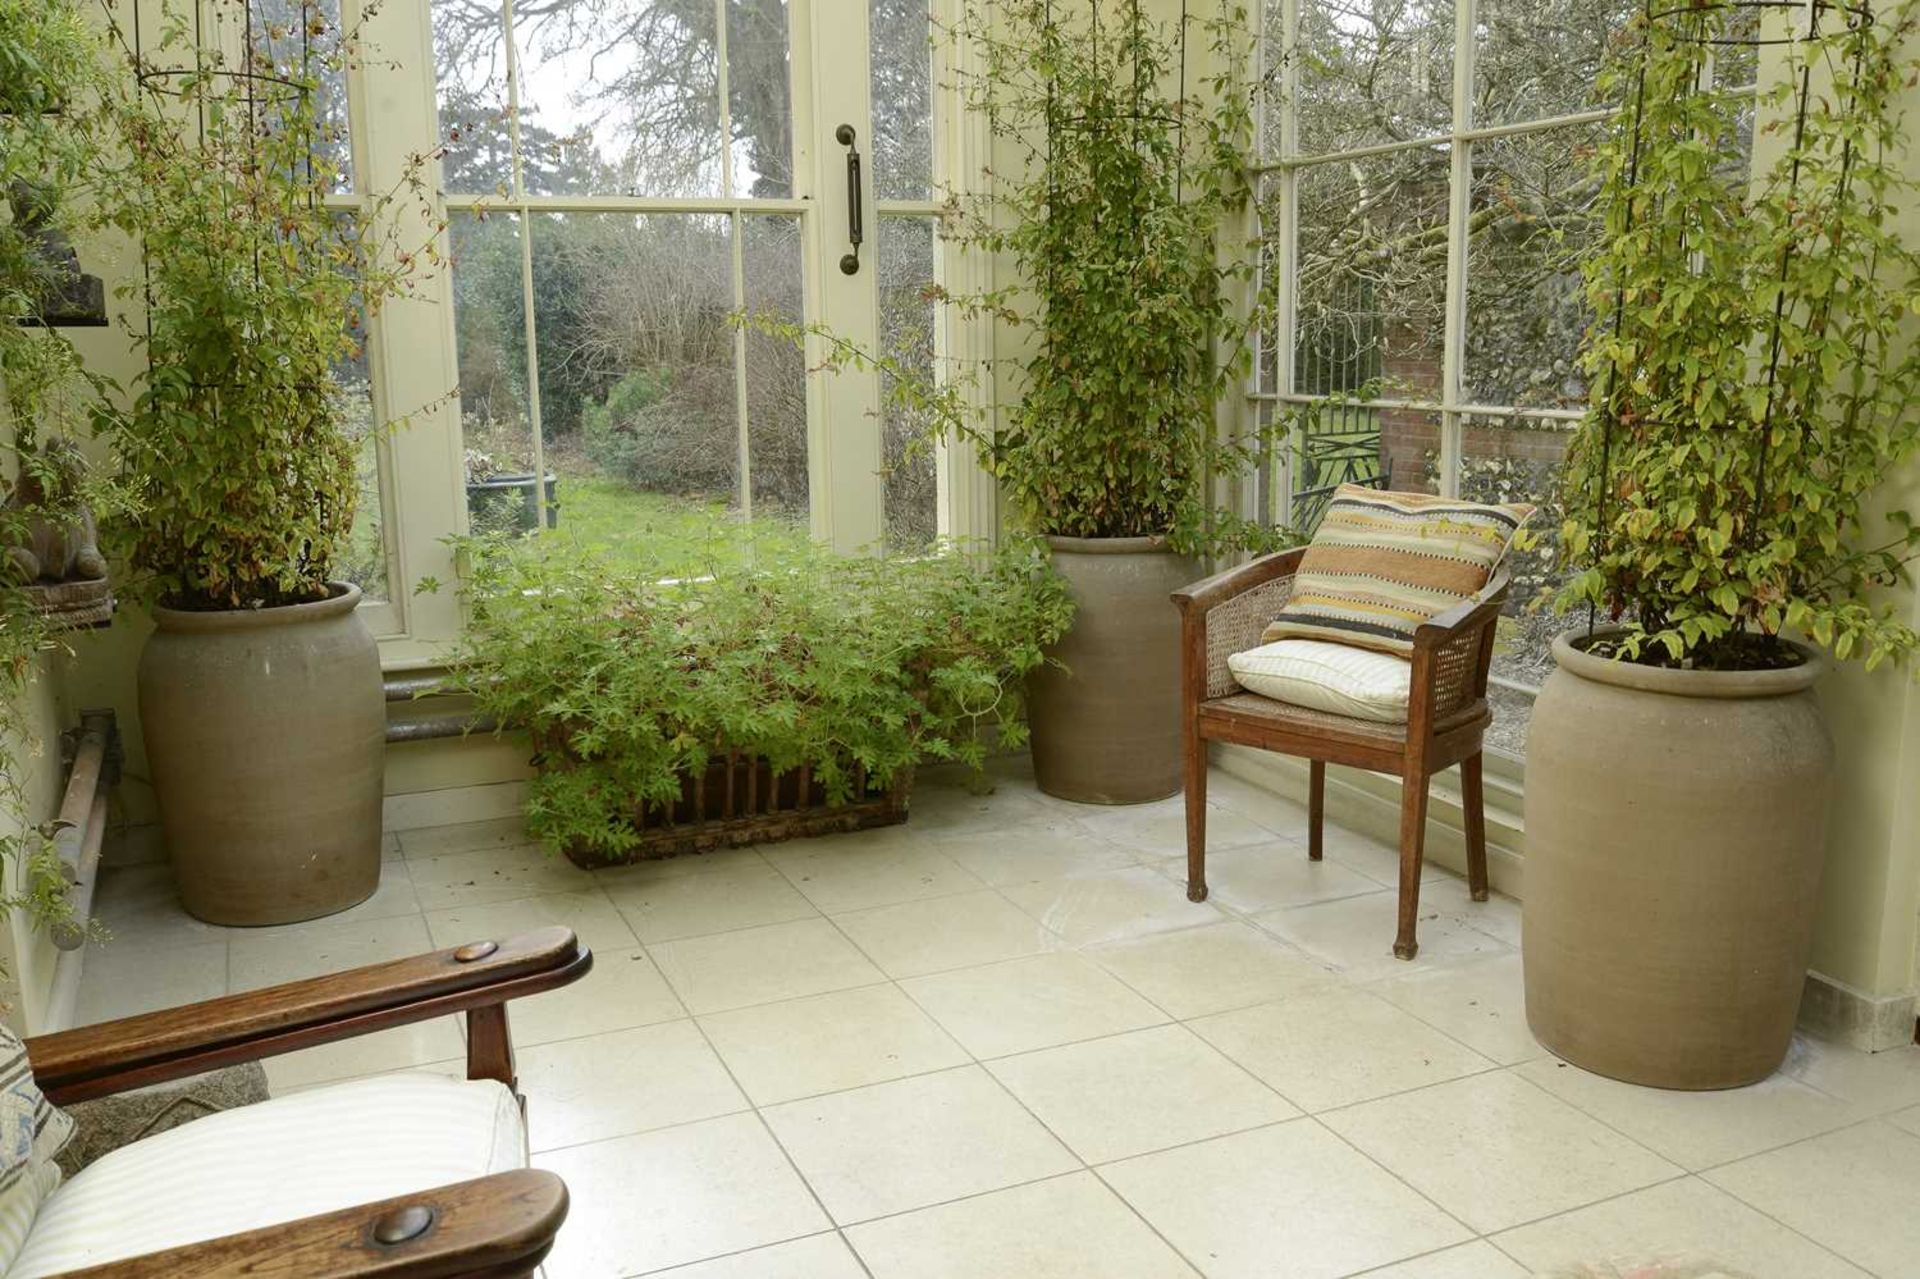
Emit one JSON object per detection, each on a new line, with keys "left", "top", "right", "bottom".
{"left": 150, "top": 582, "right": 362, "bottom": 634}
{"left": 1550, "top": 628, "right": 1824, "bottom": 700}
{"left": 1043, "top": 533, "right": 1175, "bottom": 555}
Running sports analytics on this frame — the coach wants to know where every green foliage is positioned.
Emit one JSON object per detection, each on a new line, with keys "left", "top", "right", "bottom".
{"left": 0, "top": 0, "right": 119, "bottom": 954}
{"left": 1556, "top": 0, "right": 1920, "bottom": 669}
{"left": 92, "top": 0, "right": 438, "bottom": 611}
{"left": 775, "top": 0, "right": 1278, "bottom": 557}
{"left": 443, "top": 526, "right": 1075, "bottom": 859}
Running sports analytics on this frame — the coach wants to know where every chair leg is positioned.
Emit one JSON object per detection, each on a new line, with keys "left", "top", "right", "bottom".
{"left": 1461, "top": 752, "right": 1489, "bottom": 902}
{"left": 1307, "top": 760, "right": 1326, "bottom": 861}
{"left": 1185, "top": 732, "right": 1209, "bottom": 903}
{"left": 1393, "top": 773, "right": 1430, "bottom": 960}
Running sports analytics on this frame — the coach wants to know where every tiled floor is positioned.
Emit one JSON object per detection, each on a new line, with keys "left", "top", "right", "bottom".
{"left": 77, "top": 759, "right": 1920, "bottom": 1278}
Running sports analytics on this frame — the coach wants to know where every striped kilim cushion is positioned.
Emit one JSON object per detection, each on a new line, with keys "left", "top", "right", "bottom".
{"left": 1260, "top": 484, "right": 1532, "bottom": 656}
{"left": 0, "top": 1024, "right": 74, "bottom": 1271}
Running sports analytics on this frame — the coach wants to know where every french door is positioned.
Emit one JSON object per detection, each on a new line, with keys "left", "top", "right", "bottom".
{"left": 346, "top": 0, "right": 979, "bottom": 588}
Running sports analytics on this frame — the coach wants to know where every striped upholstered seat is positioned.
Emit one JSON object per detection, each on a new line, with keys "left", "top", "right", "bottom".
{"left": 9, "top": 1074, "right": 524, "bottom": 1277}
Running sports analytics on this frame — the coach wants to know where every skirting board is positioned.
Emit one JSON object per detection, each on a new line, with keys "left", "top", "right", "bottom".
{"left": 1799, "top": 971, "right": 1920, "bottom": 1053}
{"left": 383, "top": 778, "right": 528, "bottom": 832}
{"left": 1213, "top": 743, "right": 1919, "bottom": 1054}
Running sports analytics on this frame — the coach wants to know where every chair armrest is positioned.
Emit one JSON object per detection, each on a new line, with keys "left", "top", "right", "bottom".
{"left": 1170, "top": 548, "right": 1306, "bottom": 617}
{"left": 1408, "top": 567, "right": 1513, "bottom": 729}
{"left": 28, "top": 928, "right": 592, "bottom": 1105}
{"left": 42, "top": 1169, "right": 567, "bottom": 1278}
{"left": 1173, "top": 549, "right": 1307, "bottom": 704}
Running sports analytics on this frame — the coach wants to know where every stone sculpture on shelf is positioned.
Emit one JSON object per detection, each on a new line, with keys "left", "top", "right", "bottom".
{"left": 7, "top": 180, "right": 107, "bottom": 329}
{"left": 3, "top": 436, "right": 113, "bottom": 627}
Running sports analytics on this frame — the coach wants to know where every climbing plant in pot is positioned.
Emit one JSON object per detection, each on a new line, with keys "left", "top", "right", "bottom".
{"left": 95, "top": 0, "right": 436, "bottom": 925}
{"left": 818, "top": 0, "right": 1272, "bottom": 803}
{"left": 1524, "top": 0, "right": 1920, "bottom": 1088}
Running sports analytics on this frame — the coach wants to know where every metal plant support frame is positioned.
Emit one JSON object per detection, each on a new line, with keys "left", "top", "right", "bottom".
{"left": 1582, "top": 0, "right": 1875, "bottom": 639}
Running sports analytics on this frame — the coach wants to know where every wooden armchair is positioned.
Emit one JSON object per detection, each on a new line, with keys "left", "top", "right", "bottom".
{"left": 16, "top": 926, "right": 592, "bottom": 1278}
{"left": 1173, "top": 550, "right": 1510, "bottom": 960}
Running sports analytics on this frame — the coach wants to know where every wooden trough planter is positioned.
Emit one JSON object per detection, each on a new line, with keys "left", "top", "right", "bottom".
{"left": 557, "top": 751, "right": 911, "bottom": 869}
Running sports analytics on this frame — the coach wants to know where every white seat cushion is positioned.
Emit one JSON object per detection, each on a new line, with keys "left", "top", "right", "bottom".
{"left": 1226, "top": 638, "right": 1413, "bottom": 723}
{"left": 9, "top": 1072, "right": 523, "bottom": 1278}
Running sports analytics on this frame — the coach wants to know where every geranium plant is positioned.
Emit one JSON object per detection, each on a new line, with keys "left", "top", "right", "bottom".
{"left": 1555, "top": 0, "right": 1920, "bottom": 669}
{"left": 444, "top": 525, "right": 1075, "bottom": 860}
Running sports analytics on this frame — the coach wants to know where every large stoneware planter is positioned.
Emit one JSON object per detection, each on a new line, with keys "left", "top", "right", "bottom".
{"left": 139, "top": 583, "right": 385, "bottom": 926}
{"left": 1028, "top": 535, "right": 1199, "bottom": 804}
{"left": 1523, "top": 630, "right": 1833, "bottom": 1088}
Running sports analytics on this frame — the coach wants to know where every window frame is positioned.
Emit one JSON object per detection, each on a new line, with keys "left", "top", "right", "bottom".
{"left": 1247, "top": 0, "right": 1661, "bottom": 752}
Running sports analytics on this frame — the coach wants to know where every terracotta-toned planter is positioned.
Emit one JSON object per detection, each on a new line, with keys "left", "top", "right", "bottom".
{"left": 139, "top": 583, "right": 384, "bottom": 925}
{"left": 1027, "top": 535, "right": 1199, "bottom": 804}
{"left": 1523, "top": 630, "right": 1833, "bottom": 1088}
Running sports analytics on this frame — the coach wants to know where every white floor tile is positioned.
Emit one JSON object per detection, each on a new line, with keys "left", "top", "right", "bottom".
{"left": 395, "top": 815, "right": 533, "bottom": 857}
{"left": 229, "top": 914, "right": 434, "bottom": 991}
{"left": 999, "top": 866, "right": 1227, "bottom": 947}
{"left": 765, "top": 830, "right": 985, "bottom": 913}
{"left": 1322, "top": 1071, "right": 1682, "bottom": 1234}
{"left": 1191, "top": 988, "right": 1493, "bottom": 1112}
{"left": 1165, "top": 845, "right": 1382, "bottom": 913}
{"left": 509, "top": 946, "right": 687, "bottom": 1046}
{"left": 1516, "top": 1055, "right": 1864, "bottom": 1170}
{"left": 988, "top": 1024, "right": 1298, "bottom": 1164}
{"left": 1253, "top": 890, "right": 1508, "bottom": 983}
{"left": 648, "top": 1233, "right": 867, "bottom": 1278}
{"left": 848, "top": 1172, "right": 1200, "bottom": 1278}
{"left": 86, "top": 865, "right": 235, "bottom": 951}
{"left": 1784, "top": 1035, "right": 1920, "bottom": 1116}
{"left": 1351, "top": 1241, "right": 1531, "bottom": 1279}
{"left": 1087, "top": 921, "right": 1338, "bottom": 1019}
{"left": 699, "top": 984, "right": 968, "bottom": 1106}
{"left": 1892, "top": 1103, "right": 1920, "bottom": 1138}
{"left": 608, "top": 859, "right": 819, "bottom": 943}
{"left": 933, "top": 819, "right": 1139, "bottom": 886}
{"left": 1073, "top": 802, "right": 1279, "bottom": 859}
{"left": 833, "top": 889, "right": 1064, "bottom": 978}
{"left": 1492, "top": 1176, "right": 1870, "bottom": 1279}
{"left": 1706, "top": 1120, "right": 1920, "bottom": 1279}
{"left": 537, "top": 1114, "right": 829, "bottom": 1277}
{"left": 648, "top": 918, "right": 885, "bottom": 1015}
{"left": 520, "top": 1021, "right": 747, "bottom": 1151}
{"left": 762, "top": 1066, "right": 1078, "bottom": 1223}
{"left": 261, "top": 1018, "right": 466, "bottom": 1092}
{"left": 1374, "top": 953, "right": 1542, "bottom": 1066}
{"left": 1100, "top": 1121, "right": 1471, "bottom": 1279}
{"left": 423, "top": 889, "right": 639, "bottom": 953}
{"left": 406, "top": 843, "right": 598, "bottom": 910}
{"left": 902, "top": 952, "right": 1168, "bottom": 1058}
{"left": 73, "top": 938, "right": 228, "bottom": 1025}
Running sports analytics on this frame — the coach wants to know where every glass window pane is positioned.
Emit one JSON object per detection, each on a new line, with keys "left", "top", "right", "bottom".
{"left": 512, "top": 1, "right": 725, "bottom": 197}
{"left": 1459, "top": 414, "right": 1579, "bottom": 756}
{"left": 871, "top": 0, "right": 933, "bottom": 200}
{"left": 333, "top": 340, "right": 390, "bottom": 601}
{"left": 1286, "top": 400, "right": 1389, "bottom": 533}
{"left": 1463, "top": 122, "right": 1604, "bottom": 410}
{"left": 878, "top": 217, "right": 938, "bottom": 551}
{"left": 743, "top": 214, "right": 808, "bottom": 526}
{"left": 728, "top": 0, "right": 795, "bottom": 197}
{"left": 541, "top": 213, "right": 741, "bottom": 547}
{"left": 248, "top": 0, "right": 353, "bottom": 192}
{"left": 1472, "top": 0, "right": 1634, "bottom": 127}
{"left": 449, "top": 211, "right": 541, "bottom": 536}
{"left": 1297, "top": 0, "right": 1453, "bottom": 157}
{"left": 1294, "top": 147, "right": 1449, "bottom": 407}
{"left": 432, "top": 0, "right": 517, "bottom": 196}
